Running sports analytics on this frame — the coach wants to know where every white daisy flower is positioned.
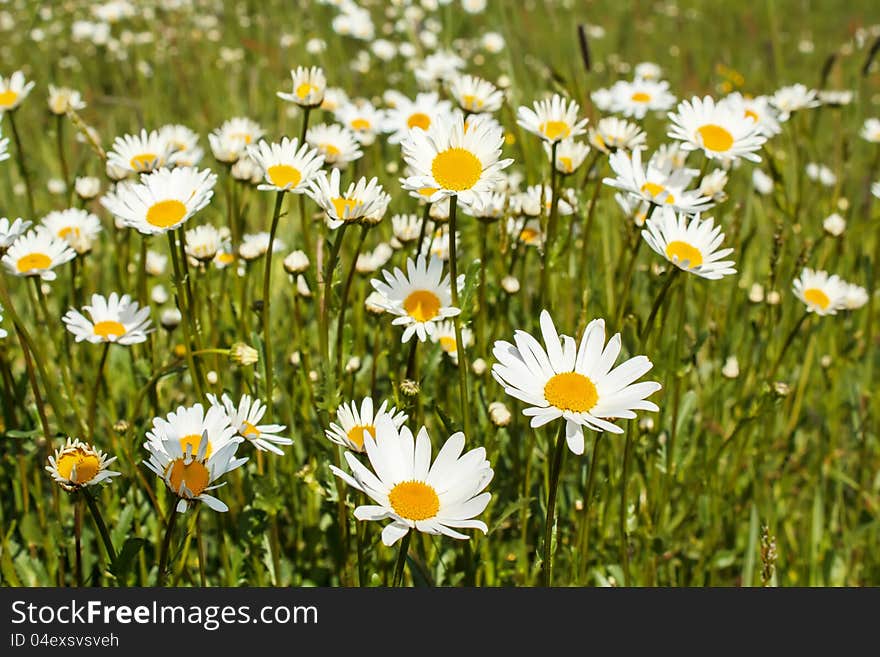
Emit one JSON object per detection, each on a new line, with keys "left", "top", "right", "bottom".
{"left": 306, "top": 122, "right": 363, "bottom": 168}
{"left": 100, "top": 167, "right": 217, "bottom": 235}
{"left": 603, "top": 149, "right": 712, "bottom": 214}
{"left": 307, "top": 168, "right": 390, "bottom": 229}
{"left": 392, "top": 213, "right": 431, "bottom": 243}
{"left": 792, "top": 268, "right": 848, "bottom": 316}
{"left": 448, "top": 74, "right": 504, "bottom": 114}
{"left": 634, "top": 62, "right": 663, "bottom": 81}
{"left": 62, "top": 292, "right": 152, "bottom": 345}
{"left": 184, "top": 224, "right": 224, "bottom": 262}
{"left": 492, "top": 310, "right": 662, "bottom": 455}
{"left": 543, "top": 139, "right": 591, "bottom": 175}
{"left": 208, "top": 393, "right": 292, "bottom": 455}
{"left": 415, "top": 50, "right": 465, "bottom": 89}
{"left": 0, "top": 217, "right": 31, "bottom": 249}
{"left": 41, "top": 208, "right": 102, "bottom": 254}
{"left": 239, "top": 231, "right": 284, "bottom": 260}
{"left": 214, "top": 116, "right": 265, "bottom": 146}
{"left": 842, "top": 283, "right": 868, "bottom": 310}
{"left": 330, "top": 419, "right": 493, "bottom": 546}
{"left": 277, "top": 66, "right": 326, "bottom": 108}
{"left": 45, "top": 438, "right": 120, "bottom": 491}
{"left": 517, "top": 93, "right": 589, "bottom": 143}
{"left": 159, "top": 124, "right": 204, "bottom": 167}
{"left": 0, "top": 71, "right": 35, "bottom": 111}
{"left": 517, "top": 184, "right": 576, "bottom": 217}
{"left": 431, "top": 319, "right": 473, "bottom": 364}
{"left": 667, "top": 95, "right": 766, "bottom": 163}
{"left": 320, "top": 87, "right": 349, "bottom": 113}
{"left": 460, "top": 190, "right": 507, "bottom": 222}
{"left": 382, "top": 92, "right": 452, "bottom": 144}
{"left": 770, "top": 83, "right": 820, "bottom": 121}
{"left": 859, "top": 118, "right": 880, "bottom": 143}
{"left": 74, "top": 176, "right": 101, "bottom": 200}
{"left": 1, "top": 226, "right": 75, "bottom": 281}
{"left": 506, "top": 216, "right": 543, "bottom": 247}
{"left": 107, "top": 129, "right": 170, "bottom": 174}
{"left": 608, "top": 78, "right": 676, "bottom": 119}
{"left": 335, "top": 100, "right": 386, "bottom": 145}
{"left": 47, "top": 85, "right": 86, "bottom": 115}
{"left": 325, "top": 397, "right": 407, "bottom": 453}
{"left": 720, "top": 92, "right": 782, "bottom": 137}
{"left": 370, "top": 254, "right": 462, "bottom": 343}
{"left": 641, "top": 207, "right": 737, "bottom": 279}
{"left": 246, "top": 137, "right": 325, "bottom": 193}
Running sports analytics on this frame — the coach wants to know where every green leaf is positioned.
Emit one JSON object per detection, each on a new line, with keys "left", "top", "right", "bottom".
{"left": 110, "top": 538, "right": 146, "bottom": 582}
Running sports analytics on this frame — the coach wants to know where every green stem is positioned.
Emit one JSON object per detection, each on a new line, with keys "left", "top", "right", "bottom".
{"left": 640, "top": 268, "right": 681, "bottom": 344}
{"left": 767, "top": 311, "right": 810, "bottom": 381}
{"left": 7, "top": 110, "right": 35, "bottom": 217}
{"left": 83, "top": 487, "right": 118, "bottom": 564}
{"left": 577, "top": 433, "right": 603, "bottom": 581}
{"left": 448, "top": 195, "right": 472, "bottom": 438}
{"left": 262, "top": 191, "right": 286, "bottom": 419}
{"left": 414, "top": 202, "right": 432, "bottom": 259}
{"left": 541, "top": 421, "right": 567, "bottom": 586}
{"left": 156, "top": 499, "right": 179, "bottom": 587}
{"left": 392, "top": 530, "right": 412, "bottom": 587}
{"left": 56, "top": 115, "right": 70, "bottom": 200}
{"left": 299, "top": 107, "right": 313, "bottom": 256}
{"left": 335, "top": 224, "right": 369, "bottom": 377}
{"left": 166, "top": 231, "right": 205, "bottom": 398}
{"left": 74, "top": 495, "right": 83, "bottom": 586}
{"left": 620, "top": 422, "right": 635, "bottom": 586}
{"left": 539, "top": 141, "right": 560, "bottom": 305}
{"left": 196, "top": 509, "right": 207, "bottom": 587}
{"left": 87, "top": 342, "right": 110, "bottom": 442}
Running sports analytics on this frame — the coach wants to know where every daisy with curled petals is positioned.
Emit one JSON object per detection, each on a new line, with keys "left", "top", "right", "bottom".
{"left": 330, "top": 418, "right": 493, "bottom": 546}
{"left": 0, "top": 216, "right": 30, "bottom": 250}
{"left": 792, "top": 268, "right": 848, "bottom": 316}
{"left": 308, "top": 168, "right": 390, "bottom": 229}
{"left": 208, "top": 393, "right": 292, "bottom": 455}
{"left": 1, "top": 227, "right": 75, "bottom": 281}
{"left": 603, "top": 149, "right": 712, "bottom": 214}
{"left": 400, "top": 112, "right": 513, "bottom": 205}
{"left": 306, "top": 123, "right": 363, "bottom": 168}
{"left": 492, "top": 310, "right": 661, "bottom": 455}
{"left": 370, "top": 254, "right": 462, "bottom": 343}
{"left": 325, "top": 397, "right": 408, "bottom": 453}
{"left": 101, "top": 167, "right": 217, "bottom": 235}
{"left": 0, "top": 71, "right": 35, "bottom": 111}
{"left": 770, "top": 83, "right": 820, "bottom": 121}
{"left": 641, "top": 207, "right": 736, "bottom": 280}
{"left": 246, "top": 137, "right": 324, "bottom": 193}
{"left": 516, "top": 93, "right": 589, "bottom": 144}
{"left": 448, "top": 74, "right": 504, "bottom": 114}
{"left": 41, "top": 208, "right": 102, "bottom": 254}
{"left": 107, "top": 129, "right": 170, "bottom": 173}
{"left": 63, "top": 292, "right": 152, "bottom": 345}
{"left": 667, "top": 96, "right": 766, "bottom": 163}
{"left": 46, "top": 438, "right": 120, "bottom": 491}
{"left": 277, "top": 66, "right": 326, "bottom": 108}
{"left": 608, "top": 78, "right": 676, "bottom": 120}
{"left": 382, "top": 91, "right": 452, "bottom": 144}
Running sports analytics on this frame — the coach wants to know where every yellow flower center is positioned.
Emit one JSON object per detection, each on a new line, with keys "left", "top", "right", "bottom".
{"left": 697, "top": 124, "right": 734, "bottom": 152}
{"left": 640, "top": 182, "right": 675, "bottom": 204}
{"left": 418, "top": 187, "right": 438, "bottom": 198}
{"left": 319, "top": 143, "right": 341, "bottom": 158}
{"left": 345, "top": 424, "right": 376, "bottom": 450}
{"left": 331, "top": 197, "right": 358, "bottom": 219}
{"left": 16, "top": 252, "right": 52, "bottom": 273}
{"left": 439, "top": 336, "right": 457, "bottom": 353}
{"left": 217, "top": 252, "right": 235, "bottom": 265}
{"left": 388, "top": 480, "right": 440, "bottom": 521}
{"left": 166, "top": 458, "right": 210, "bottom": 497}
{"left": 296, "top": 82, "right": 317, "bottom": 99}
{"left": 267, "top": 164, "right": 302, "bottom": 189}
{"left": 520, "top": 227, "right": 540, "bottom": 244}
{"left": 350, "top": 118, "right": 371, "bottom": 131}
{"left": 403, "top": 289, "right": 441, "bottom": 322}
{"left": 242, "top": 421, "right": 260, "bottom": 438}
{"left": 665, "top": 240, "right": 703, "bottom": 268}
{"left": 431, "top": 147, "right": 482, "bottom": 192}
{"left": 744, "top": 109, "right": 759, "bottom": 122}
{"left": 179, "top": 433, "right": 212, "bottom": 458}
{"left": 803, "top": 287, "right": 830, "bottom": 310}
{"left": 0, "top": 89, "right": 19, "bottom": 107}
{"left": 461, "top": 94, "right": 484, "bottom": 111}
{"left": 539, "top": 120, "right": 571, "bottom": 141}
{"left": 58, "top": 226, "right": 81, "bottom": 239}
{"left": 407, "top": 112, "right": 431, "bottom": 130}
{"left": 93, "top": 320, "right": 127, "bottom": 339}
{"left": 544, "top": 372, "right": 599, "bottom": 413}
{"left": 631, "top": 91, "right": 651, "bottom": 103}
{"left": 130, "top": 153, "right": 158, "bottom": 170}
{"left": 558, "top": 156, "right": 573, "bottom": 172}
{"left": 146, "top": 199, "right": 187, "bottom": 228}
{"left": 230, "top": 132, "right": 253, "bottom": 144}
{"left": 56, "top": 448, "right": 101, "bottom": 484}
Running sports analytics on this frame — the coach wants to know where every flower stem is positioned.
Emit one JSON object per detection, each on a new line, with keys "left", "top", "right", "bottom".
{"left": 156, "top": 499, "right": 179, "bottom": 587}
{"left": 319, "top": 223, "right": 349, "bottom": 384}
{"left": 166, "top": 231, "right": 204, "bottom": 398}
{"left": 541, "top": 421, "right": 566, "bottom": 586}
{"left": 74, "top": 495, "right": 84, "bottom": 586}
{"left": 767, "top": 311, "right": 810, "bottom": 381}
{"left": 262, "top": 191, "right": 286, "bottom": 420}
{"left": 477, "top": 221, "right": 489, "bottom": 356}
{"left": 576, "top": 433, "right": 603, "bottom": 581}
{"left": 56, "top": 115, "right": 71, "bottom": 201}
{"left": 414, "top": 202, "right": 432, "bottom": 259}
{"left": 335, "top": 224, "right": 369, "bottom": 377}
{"left": 195, "top": 509, "right": 207, "bottom": 587}
{"left": 392, "top": 530, "right": 412, "bottom": 587}
{"left": 83, "top": 487, "right": 117, "bottom": 565}
{"left": 619, "top": 421, "right": 635, "bottom": 586}
{"left": 639, "top": 267, "right": 681, "bottom": 345}
{"left": 87, "top": 342, "right": 110, "bottom": 442}
{"left": 7, "top": 110, "right": 35, "bottom": 217}
{"left": 299, "top": 107, "right": 313, "bottom": 256}
{"left": 447, "top": 195, "right": 472, "bottom": 438}
{"left": 539, "top": 141, "right": 559, "bottom": 306}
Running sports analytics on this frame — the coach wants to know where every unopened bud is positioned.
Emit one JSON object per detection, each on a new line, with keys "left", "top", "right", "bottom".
{"left": 488, "top": 401, "right": 511, "bottom": 427}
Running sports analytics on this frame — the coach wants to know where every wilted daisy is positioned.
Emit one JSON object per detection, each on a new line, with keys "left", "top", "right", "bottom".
{"left": 277, "top": 66, "right": 326, "bottom": 108}
{"left": 107, "top": 129, "right": 170, "bottom": 173}
{"left": 0, "top": 71, "right": 35, "bottom": 111}
{"left": 308, "top": 168, "right": 390, "bottom": 229}
{"left": 370, "top": 255, "right": 461, "bottom": 343}
{"left": 603, "top": 149, "right": 712, "bottom": 213}
{"left": 492, "top": 310, "right": 662, "bottom": 454}
{"left": 335, "top": 100, "right": 386, "bottom": 145}
{"left": 306, "top": 122, "right": 363, "bottom": 168}
{"left": 41, "top": 209, "right": 102, "bottom": 253}
{"left": 792, "top": 268, "right": 848, "bottom": 315}
{"left": 517, "top": 94, "right": 588, "bottom": 144}
{"left": 1, "top": 227, "right": 75, "bottom": 281}
{"left": 330, "top": 419, "right": 493, "bottom": 545}
{"left": 247, "top": 137, "right": 324, "bottom": 193}
{"left": 325, "top": 397, "right": 407, "bottom": 452}
{"left": 208, "top": 393, "right": 292, "bottom": 455}
{"left": 667, "top": 96, "right": 766, "bottom": 162}
{"left": 770, "top": 83, "right": 820, "bottom": 121}
{"left": 63, "top": 292, "right": 152, "bottom": 345}
{"left": 642, "top": 207, "right": 736, "bottom": 279}
{"left": 283, "top": 249, "right": 310, "bottom": 274}
{"left": 448, "top": 74, "right": 504, "bottom": 114}
{"left": 432, "top": 320, "right": 473, "bottom": 364}
{"left": 608, "top": 78, "right": 676, "bottom": 119}
{"left": 383, "top": 91, "right": 452, "bottom": 144}
{"left": 46, "top": 438, "right": 120, "bottom": 491}
{"left": 101, "top": 167, "right": 217, "bottom": 235}
{"left": 0, "top": 216, "right": 31, "bottom": 249}
{"left": 47, "top": 85, "right": 86, "bottom": 115}
{"left": 400, "top": 112, "right": 513, "bottom": 205}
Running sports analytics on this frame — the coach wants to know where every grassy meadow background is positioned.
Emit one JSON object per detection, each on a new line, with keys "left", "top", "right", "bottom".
{"left": 1, "top": 0, "right": 880, "bottom": 587}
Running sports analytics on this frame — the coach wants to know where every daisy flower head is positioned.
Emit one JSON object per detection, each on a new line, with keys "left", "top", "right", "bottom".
{"left": 239, "top": 231, "right": 284, "bottom": 261}
{"left": 382, "top": 91, "right": 452, "bottom": 145}
{"left": 415, "top": 50, "right": 465, "bottom": 89}
{"left": 603, "top": 149, "right": 712, "bottom": 214}
{"left": 107, "top": 129, "right": 170, "bottom": 174}
{"left": 215, "top": 116, "right": 265, "bottom": 147}
{"left": 100, "top": 166, "right": 217, "bottom": 236}
{"left": 608, "top": 78, "right": 676, "bottom": 119}
{"left": 634, "top": 61, "right": 663, "bottom": 81}
{"left": 843, "top": 283, "right": 869, "bottom": 310}
{"left": 46, "top": 438, "right": 120, "bottom": 491}
{"left": 62, "top": 292, "right": 152, "bottom": 345}
{"left": 0, "top": 216, "right": 31, "bottom": 250}
{"left": 792, "top": 268, "right": 848, "bottom": 316}
{"left": 246, "top": 137, "right": 324, "bottom": 193}
{"left": 544, "top": 139, "right": 591, "bottom": 175}
{"left": 159, "top": 124, "right": 204, "bottom": 167}
{"left": 330, "top": 418, "right": 493, "bottom": 546}
{"left": 720, "top": 92, "right": 782, "bottom": 137}
{"left": 320, "top": 87, "right": 349, "bottom": 113}
{"left": 506, "top": 216, "right": 544, "bottom": 247}
{"left": 1, "top": 226, "right": 75, "bottom": 281}
{"left": 306, "top": 122, "right": 363, "bottom": 168}
{"left": 370, "top": 254, "right": 461, "bottom": 343}
{"left": 41, "top": 208, "right": 102, "bottom": 254}
{"left": 667, "top": 96, "right": 766, "bottom": 163}
{"left": 860, "top": 118, "right": 880, "bottom": 143}
{"left": 47, "top": 85, "right": 86, "bottom": 115}
{"left": 277, "top": 66, "right": 326, "bottom": 108}
{"left": 308, "top": 168, "right": 390, "bottom": 229}
{"left": 392, "top": 213, "right": 432, "bottom": 243}
{"left": 770, "top": 83, "right": 820, "bottom": 121}
{"left": 400, "top": 111, "right": 513, "bottom": 205}
{"left": 460, "top": 190, "right": 507, "bottom": 222}
{"left": 184, "top": 224, "right": 225, "bottom": 262}
{"left": 448, "top": 74, "right": 504, "bottom": 114}
{"left": 641, "top": 207, "right": 736, "bottom": 279}
{"left": 335, "top": 100, "right": 386, "bottom": 145}
{"left": 208, "top": 393, "right": 292, "bottom": 455}
{"left": 519, "top": 184, "right": 576, "bottom": 217}
{"left": 517, "top": 93, "right": 589, "bottom": 144}
{"left": 325, "top": 397, "right": 407, "bottom": 452}
{"left": 492, "top": 310, "right": 662, "bottom": 455}
{"left": 432, "top": 319, "right": 473, "bottom": 364}
{"left": 0, "top": 71, "right": 35, "bottom": 111}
